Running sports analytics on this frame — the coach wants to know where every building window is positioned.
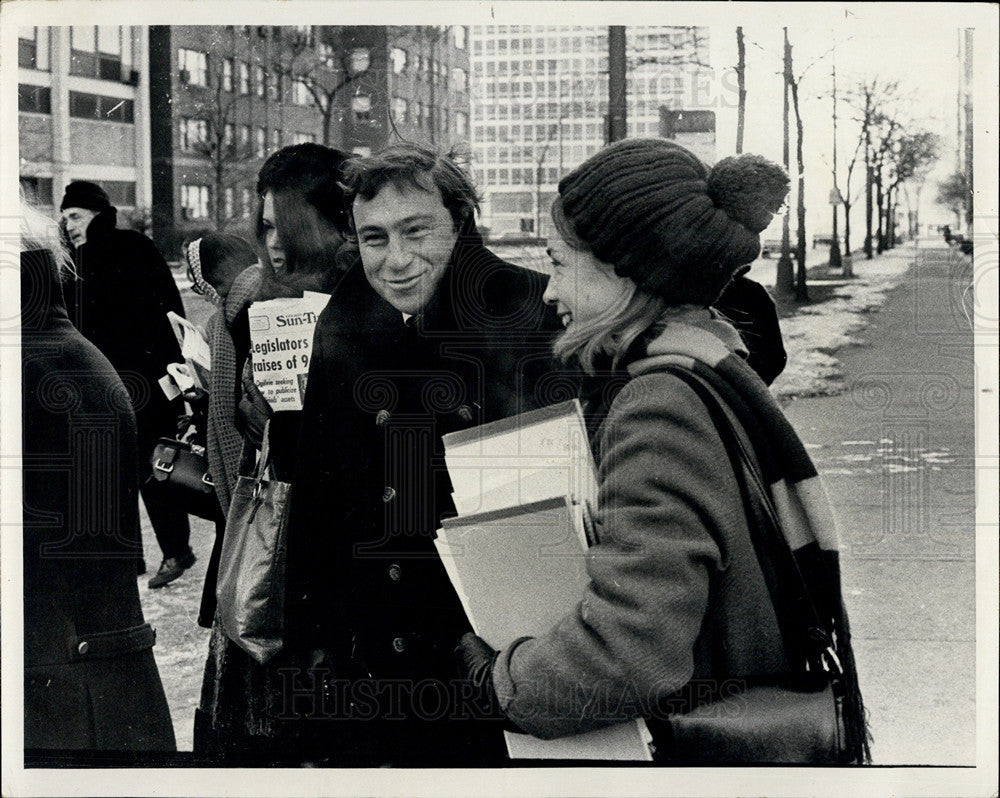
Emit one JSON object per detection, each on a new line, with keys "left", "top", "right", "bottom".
{"left": 224, "top": 187, "right": 235, "bottom": 220}
{"left": 352, "top": 94, "right": 372, "bottom": 122}
{"left": 391, "top": 97, "right": 408, "bottom": 122}
{"left": 241, "top": 187, "right": 252, "bottom": 218}
{"left": 68, "top": 91, "right": 134, "bottom": 122}
{"left": 240, "top": 124, "right": 251, "bottom": 148}
{"left": 391, "top": 47, "right": 407, "bottom": 74}
{"left": 220, "top": 58, "right": 233, "bottom": 92}
{"left": 178, "top": 48, "right": 208, "bottom": 87}
{"left": 255, "top": 127, "right": 267, "bottom": 158}
{"left": 294, "top": 25, "right": 314, "bottom": 47}
{"left": 350, "top": 48, "right": 370, "bottom": 74}
{"left": 71, "top": 25, "right": 125, "bottom": 81}
{"left": 180, "top": 185, "right": 210, "bottom": 219}
{"left": 294, "top": 132, "right": 316, "bottom": 145}
{"left": 19, "top": 28, "right": 50, "bottom": 71}
{"left": 223, "top": 122, "right": 235, "bottom": 150}
{"left": 453, "top": 67, "right": 467, "bottom": 90}
{"left": 239, "top": 62, "right": 250, "bottom": 95}
{"left": 179, "top": 118, "right": 208, "bottom": 151}
{"left": 320, "top": 43, "right": 336, "bottom": 68}
{"left": 453, "top": 26, "right": 467, "bottom": 50}
{"left": 18, "top": 84, "right": 51, "bottom": 114}
{"left": 254, "top": 65, "right": 265, "bottom": 97}
{"left": 293, "top": 79, "right": 312, "bottom": 106}
{"left": 272, "top": 128, "right": 282, "bottom": 148}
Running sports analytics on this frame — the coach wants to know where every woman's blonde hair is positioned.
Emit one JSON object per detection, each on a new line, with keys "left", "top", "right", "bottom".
{"left": 20, "top": 190, "right": 75, "bottom": 279}
{"left": 550, "top": 197, "right": 665, "bottom": 374}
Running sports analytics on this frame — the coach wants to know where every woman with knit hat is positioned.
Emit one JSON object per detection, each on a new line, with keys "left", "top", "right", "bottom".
{"left": 456, "top": 139, "right": 870, "bottom": 764}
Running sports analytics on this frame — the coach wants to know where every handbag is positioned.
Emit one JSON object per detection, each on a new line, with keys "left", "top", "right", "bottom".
{"left": 662, "top": 367, "right": 848, "bottom": 765}
{"left": 214, "top": 420, "right": 289, "bottom": 664}
{"left": 149, "top": 438, "right": 219, "bottom": 521}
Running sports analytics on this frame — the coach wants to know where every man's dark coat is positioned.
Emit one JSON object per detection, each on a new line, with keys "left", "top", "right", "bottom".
{"left": 283, "top": 229, "right": 562, "bottom": 765}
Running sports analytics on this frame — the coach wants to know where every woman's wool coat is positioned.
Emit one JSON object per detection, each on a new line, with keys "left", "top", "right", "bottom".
{"left": 21, "top": 249, "right": 175, "bottom": 753}
{"left": 281, "top": 231, "right": 562, "bottom": 765}
{"left": 491, "top": 312, "right": 791, "bottom": 742}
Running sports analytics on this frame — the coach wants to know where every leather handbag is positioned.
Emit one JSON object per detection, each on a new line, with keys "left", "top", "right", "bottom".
{"left": 662, "top": 368, "right": 847, "bottom": 765}
{"left": 214, "top": 420, "right": 289, "bottom": 664}
{"left": 149, "top": 438, "right": 219, "bottom": 521}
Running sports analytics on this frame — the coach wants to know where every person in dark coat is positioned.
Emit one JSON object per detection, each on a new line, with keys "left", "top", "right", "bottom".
{"left": 21, "top": 201, "right": 175, "bottom": 756}
{"left": 60, "top": 181, "right": 193, "bottom": 589}
{"left": 715, "top": 271, "right": 787, "bottom": 385}
{"left": 278, "top": 143, "right": 563, "bottom": 766}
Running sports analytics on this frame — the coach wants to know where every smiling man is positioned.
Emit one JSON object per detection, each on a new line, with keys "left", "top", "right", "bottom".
{"left": 281, "top": 144, "right": 562, "bottom": 767}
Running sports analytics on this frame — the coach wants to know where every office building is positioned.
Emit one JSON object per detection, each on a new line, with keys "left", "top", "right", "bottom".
{"left": 17, "top": 25, "right": 151, "bottom": 217}
{"left": 469, "top": 25, "right": 712, "bottom": 237}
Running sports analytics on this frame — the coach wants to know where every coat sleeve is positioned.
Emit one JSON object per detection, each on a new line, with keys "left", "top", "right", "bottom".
{"left": 491, "top": 372, "right": 746, "bottom": 739}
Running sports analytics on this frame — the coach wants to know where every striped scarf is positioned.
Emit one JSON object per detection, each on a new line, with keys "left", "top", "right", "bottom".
{"left": 629, "top": 309, "right": 872, "bottom": 764}
{"left": 206, "top": 264, "right": 262, "bottom": 515}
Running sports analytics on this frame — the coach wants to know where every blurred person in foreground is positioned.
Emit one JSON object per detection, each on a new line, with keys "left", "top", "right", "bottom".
{"left": 60, "top": 180, "right": 193, "bottom": 589}
{"left": 454, "top": 139, "right": 871, "bottom": 765}
{"left": 22, "top": 195, "right": 175, "bottom": 757}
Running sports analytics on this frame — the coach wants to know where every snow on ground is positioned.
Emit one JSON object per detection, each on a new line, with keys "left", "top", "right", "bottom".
{"left": 769, "top": 246, "right": 915, "bottom": 402}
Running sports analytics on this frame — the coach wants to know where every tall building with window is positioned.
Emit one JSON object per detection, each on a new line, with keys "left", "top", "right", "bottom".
{"left": 148, "top": 25, "right": 337, "bottom": 254}
{"left": 17, "top": 26, "right": 151, "bottom": 215}
{"left": 146, "top": 25, "right": 471, "bottom": 254}
{"left": 469, "top": 25, "right": 711, "bottom": 237}
{"left": 332, "top": 26, "right": 471, "bottom": 157}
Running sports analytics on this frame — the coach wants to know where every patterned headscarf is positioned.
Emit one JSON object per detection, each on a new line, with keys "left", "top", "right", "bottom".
{"left": 186, "top": 238, "right": 222, "bottom": 306}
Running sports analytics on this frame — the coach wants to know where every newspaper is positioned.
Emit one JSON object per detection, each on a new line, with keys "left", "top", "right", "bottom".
{"left": 247, "top": 292, "right": 329, "bottom": 412}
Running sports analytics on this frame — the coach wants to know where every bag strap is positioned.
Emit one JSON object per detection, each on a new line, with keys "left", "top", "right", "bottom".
{"left": 665, "top": 366, "right": 842, "bottom": 686}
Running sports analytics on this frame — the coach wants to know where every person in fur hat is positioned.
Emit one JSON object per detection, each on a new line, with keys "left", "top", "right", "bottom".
{"left": 60, "top": 180, "right": 194, "bottom": 589}
{"left": 455, "top": 138, "right": 871, "bottom": 764}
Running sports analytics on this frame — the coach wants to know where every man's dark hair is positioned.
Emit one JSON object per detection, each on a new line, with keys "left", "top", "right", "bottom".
{"left": 341, "top": 143, "right": 481, "bottom": 234}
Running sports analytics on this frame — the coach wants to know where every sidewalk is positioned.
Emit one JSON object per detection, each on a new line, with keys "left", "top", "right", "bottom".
{"left": 781, "top": 244, "right": 978, "bottom": 764}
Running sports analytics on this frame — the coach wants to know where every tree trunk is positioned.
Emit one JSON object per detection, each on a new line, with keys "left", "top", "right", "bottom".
{"left": 735, "top": 27, "right": 746, "bottom": 154}
{"left": 791, "top": 71, "right": 808, "bottom": 302}
{"left": 776, "top": 29, "right": 795, "bottom": 296}
{"left": 875, "top": 171, "right": 885, "bottom": 253}
{"left": 864, "top": 130, "right": 873, "bottom": 259}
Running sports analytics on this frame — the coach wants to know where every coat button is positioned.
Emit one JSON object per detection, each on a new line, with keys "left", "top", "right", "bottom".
{"left": 382, "top": 486, "right": 396, "bottom": 503}
{"left": 392, "top": 636, "right": 407, "bottom": 653}
{"left": 375, "top": 409, "right": 390, "bottom": 427}
{"left": 388, "top": 564, "right": 402, "bottom": 582}
{"left": 77, "top": 641, "right": 89, "bottom": 655}
{"left": 456, "top": 404, "right": 474, "bottom": 423}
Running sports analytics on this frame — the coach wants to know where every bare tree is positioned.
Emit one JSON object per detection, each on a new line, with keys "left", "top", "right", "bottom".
{"left": 787, "top": 43, "right": 808, "bottom": 301}
{"left": 190, "top": 73, "right": 256, "bottom": 230}
{"left": 271, "top": 27, "right": 370, "bottom": 147}
{"left": 887, "top": 130, "right": 940, "bottom": 246}
{"left": 775, "top": 29, "right": 795, "bottom": 297}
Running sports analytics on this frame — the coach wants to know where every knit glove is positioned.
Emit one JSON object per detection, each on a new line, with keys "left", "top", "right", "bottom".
{"left": 456, "top": 632, "right": 520, "bottom": 729}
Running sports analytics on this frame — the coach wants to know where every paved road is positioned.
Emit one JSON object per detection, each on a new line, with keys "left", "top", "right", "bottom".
{"left": 782, "top": 244, "right": 979, "bottom": 765}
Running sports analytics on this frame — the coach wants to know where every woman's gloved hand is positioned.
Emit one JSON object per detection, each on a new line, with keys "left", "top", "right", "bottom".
{"left": 456, "top": 632, "right": 511, "bottom": 725}
{"left": 237, "top": 368, "right": 273, "bottom": 449}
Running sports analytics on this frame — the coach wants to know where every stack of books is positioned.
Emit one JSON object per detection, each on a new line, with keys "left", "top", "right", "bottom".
{"left": 435, "top": 400, "right": 652, "bottom": 761}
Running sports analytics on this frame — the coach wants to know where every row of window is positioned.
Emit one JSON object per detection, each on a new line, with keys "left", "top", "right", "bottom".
{"left": 389, "top": 47, "right": 468, "bottom": 88}
{"left": 19, "top": 26, "right": 136, "bottom": 83}
{"left": 176, "top": 47, "right": 369, "bottom": 98}
{"left": 473, "top": 167, "right": 564, "bottom": 187}
{"left": 389, "top": 97, "right": 469, "bottom": 135}
{"left": 474, "top": 143, "right": 600, "bottom": 164}
{"left": 20, "top": 176, "right": 136, "bottom": 208}
{"left": 179, "top": 117, "right": 318, "bottom": 155}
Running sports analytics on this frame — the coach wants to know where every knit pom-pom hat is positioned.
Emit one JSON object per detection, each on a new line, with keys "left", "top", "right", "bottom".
{"left": 556, "top": 139, "right": 789, "bottom": 305}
